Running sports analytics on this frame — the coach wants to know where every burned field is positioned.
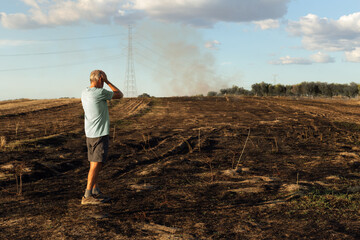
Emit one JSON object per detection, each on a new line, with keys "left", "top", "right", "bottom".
{"left": 1, "top": 96, "right": 360, "bottom": 239}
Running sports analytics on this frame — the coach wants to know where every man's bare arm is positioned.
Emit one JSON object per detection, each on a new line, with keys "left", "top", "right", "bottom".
{"left": 103, "top": 77, "right": 123, "bottom": 99}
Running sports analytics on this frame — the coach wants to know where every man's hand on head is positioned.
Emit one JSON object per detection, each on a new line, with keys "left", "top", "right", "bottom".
{"left": 103, "top": 73, "right": 109, "bottom": 84}
{"left": 99, "top": 73, "right": 106, "bottom": 84}
{"left": 96, "top": 70, "right": 123, "bottom": 99}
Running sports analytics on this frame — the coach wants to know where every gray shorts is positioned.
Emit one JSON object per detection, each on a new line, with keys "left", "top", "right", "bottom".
{"left": 86, "top": 135, "right": 109, "bottom": 163}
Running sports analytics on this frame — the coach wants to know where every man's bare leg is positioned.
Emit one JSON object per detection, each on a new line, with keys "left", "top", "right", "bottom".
{"left": 81, "top": 162, "right": 104, "bottom": 204}
{"left": 86, "top": 162, "right": 102, "bottom": 195}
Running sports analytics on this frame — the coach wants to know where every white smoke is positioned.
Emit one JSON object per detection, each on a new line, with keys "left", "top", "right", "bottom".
{"left": 135, "top": 22, "right": 230, "bottom": 96}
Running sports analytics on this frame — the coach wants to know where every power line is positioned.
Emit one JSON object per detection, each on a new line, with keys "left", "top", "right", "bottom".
{"left": 0, "top": 46, "right": 127, "bottom": 57}
{"left": 132, "top": 39, "right": 185, "bottom": 72}
{"left": 133, "top": 32, "right": 164, "bottom": 50}
{"left": 1, "top": 30, "right": 232, "bottom": 87}
{"left": 37, "top": 33, "right": 126, "bottom": 42}
{"left": 134, "top": 50, "right": 174, "bottom": 78}
{"left": 133, "top": 49, "right": 174, "bottom": 77}
{"left": 133, "top": 39, "right": 170, "bottom": 62}
{"left": 0, "top": 53, "right": 126, "bottom": 72}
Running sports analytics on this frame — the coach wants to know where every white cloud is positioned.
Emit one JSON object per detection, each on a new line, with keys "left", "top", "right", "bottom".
{"left": 270, "top": 52, "right": 336, "bottom": 65}
{"left": 253, "top": 19, "right": 280, "bottom": 30}
{"left": 204, "top": 40, "right": 220, "bottom": 50}
{"left": 132, "top": 0, "right": 290, "bottom": 27}
{"left": 0, "top": 0, "right": 290, "bottom": 29}
{"left": 0, "top": 0, "right": 127, "bottom": 29}
{"left": 270, "top": 56, "right": 312, "bottom": 65}
{"left": 21, "top": 0, "right": 40, "bottom": 9}
{"left": 287, "top": 12, "right": 360, "bottom": 52}
{"left": 345, "top": 48, "right": 360, "bottom": 62}
{"left": 310, "top": 52, "right": 335, "bottom": 63}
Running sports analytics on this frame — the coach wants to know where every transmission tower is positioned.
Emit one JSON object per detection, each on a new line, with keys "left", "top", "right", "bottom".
{"left": 273, "top": 74, "right": 278, "bottom": 85}
{"left": 124, "top": 25, "right": 137, "bottom": 97}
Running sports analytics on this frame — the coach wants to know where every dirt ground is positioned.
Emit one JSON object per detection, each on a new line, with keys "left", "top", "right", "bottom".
{"left": 1, "top": 96, "right": 360, "bottom": 239}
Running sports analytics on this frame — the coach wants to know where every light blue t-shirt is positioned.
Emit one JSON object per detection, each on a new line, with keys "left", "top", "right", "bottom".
{"left": 81, "top": 87, "right": 114, "bottom": 138}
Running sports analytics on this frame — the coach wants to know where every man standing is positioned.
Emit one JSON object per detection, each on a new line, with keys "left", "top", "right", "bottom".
{"left": 81, "top": 70, "right": 123, "bottom": 205}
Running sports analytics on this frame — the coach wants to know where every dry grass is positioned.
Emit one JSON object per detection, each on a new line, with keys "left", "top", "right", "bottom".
{"left": 0, "top": 136, "right": 6, "bottom": 149}
{"left": 15, "top": 163, "right": 26, "bottom": 195}
{"left": 2, "top": 133, "right": 65, "bottom": 151}
{"left": 15, "top": 123, "right": 19, "bottom": 137}
{"left": 235, "top": 128, "right": 251, "bottom": 170}
{"left": 0, "top": 98, "right": 80, "bottom": 117}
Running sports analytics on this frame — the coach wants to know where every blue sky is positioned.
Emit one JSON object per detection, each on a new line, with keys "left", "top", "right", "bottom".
{"left": 1, "top": 0, "right": 359, "bottom": 99}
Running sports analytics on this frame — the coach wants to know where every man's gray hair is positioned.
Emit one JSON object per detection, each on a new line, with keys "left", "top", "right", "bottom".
{"left": 90, "top": 70, "right": 103, "bottom": 83}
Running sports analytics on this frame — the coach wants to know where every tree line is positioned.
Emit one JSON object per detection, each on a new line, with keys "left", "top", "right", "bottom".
{"left": 207, "top": 82, "right": 360, "bottom": 98}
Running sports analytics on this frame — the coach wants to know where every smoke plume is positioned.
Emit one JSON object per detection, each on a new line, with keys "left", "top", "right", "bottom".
{"left": 135, "top": 22, "right": 229, "bottom": 96}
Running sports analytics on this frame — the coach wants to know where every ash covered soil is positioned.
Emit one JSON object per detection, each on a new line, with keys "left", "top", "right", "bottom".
{"left": 1, "top": 96, "right": 360, "bottom": 239}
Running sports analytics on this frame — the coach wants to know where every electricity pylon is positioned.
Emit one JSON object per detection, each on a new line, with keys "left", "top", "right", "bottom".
{"left": 124, "top": 25, "right": 137, "bottom": 98}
